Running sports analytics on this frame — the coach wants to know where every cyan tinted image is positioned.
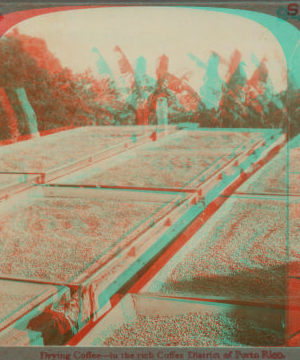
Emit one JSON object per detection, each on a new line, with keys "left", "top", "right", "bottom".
{"left": 0, "top": 5, "right": 299, "bottom": 348}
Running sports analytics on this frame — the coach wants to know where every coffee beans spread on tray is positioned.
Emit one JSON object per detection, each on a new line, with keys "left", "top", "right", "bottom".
{"left": 0, "top": 197, "right": 161, "bottom": 283}
{"left": 81, "top": 153, "right": 224, "bottom": 189}
{"left": 148, "top": 199, "right": 300, "bottom": 304}
{"left": 0, "top": 127, "right": 137, "bottom": 173}
{"left": 102, "top": 312, "right": 283, "bottom": 347}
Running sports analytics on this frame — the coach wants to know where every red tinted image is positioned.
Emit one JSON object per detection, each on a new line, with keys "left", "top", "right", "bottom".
{"left": 0, "top": 5, "right": 298, "bottom": 349}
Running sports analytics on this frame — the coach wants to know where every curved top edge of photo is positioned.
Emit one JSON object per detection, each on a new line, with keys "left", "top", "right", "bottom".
{"left": 0, "top": 6, "right": 298, "bottom": 146}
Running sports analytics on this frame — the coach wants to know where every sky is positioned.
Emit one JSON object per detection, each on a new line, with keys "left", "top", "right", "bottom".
{"left": 6, "top": 7, "right": 287, "bottom": 94}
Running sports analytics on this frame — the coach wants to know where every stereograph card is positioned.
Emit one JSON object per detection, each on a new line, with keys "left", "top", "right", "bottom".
{"left": 0, "top": 1, "right": 299, "bottom": 359}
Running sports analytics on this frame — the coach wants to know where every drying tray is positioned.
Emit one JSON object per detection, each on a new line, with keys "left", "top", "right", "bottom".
{"left": 0, "top": 129, "right": 287, "bottom": 345}
{"left": 0, "top": 125, "right": 175, "bottom": 185}
{"left": 0, "top": 184, "right": 205, "bottom": 344}
{"left": 76, "top": 294, "right": 284, "bottom": 347}
{"left": 139, "top": 195, "right": 300, "bottom": 308}
{"left": 50, "top": 129, "right": 285, "bottom": 198}
{"left": 236, "top": 146, "right": 300, "bottom": 196}
{"left": 0, "top": 279, "right": 65, "bottom": 346}
{"left": 0, "top": 185, "right": 190, "bottom": 285}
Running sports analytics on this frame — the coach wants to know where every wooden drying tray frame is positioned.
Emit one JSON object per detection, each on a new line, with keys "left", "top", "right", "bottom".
{"left": 0, "top": 126, "right": 178, "bottom": 200}
{"left": 124, "top": 132, "right": 287, "bottom": 297}
{"left": 37, "top": 184, "right": 204, "bottom": 331}
{"left": 0, "top": 131, "right": 286, "bottom": 345}
{"left": 58, "top": 135, "right": 271, "bottom": 328}
{"left": 47, "top": 129, "right": 195, "bottom": 186}
{"left": 34, "top": 135, "right": 256, "bottom": 291}
{"left": 222, "top": 193, "right": 299, "bottom": 201}
{"left": 65, "top": 133, "right": 288, "bottom": 346}
{"left": 0, "top": 185, "right": 192, "bottom": 283}
{"left": 0, "top": 172, "right": 41, "bottom": 201}
{"left": 42, "top": 126, "right": 178, "bottom": 184}
{"left": 40, "top": 131, "right": 286, "bottom": 319}
{"left": 39, "top": 185, "right": 198, "bottom": 284}
{"left": 0, "top": 132, "right": 285, "bottom": 277}
{"left": 194, "top": 132, "right": 286, "bottom": 203}
{"left": 37, "top": 129, "right": 267, "bottom": 285}
{"left": 0, "top": 279, "right": 67, "bottom": 340}
{"left": 73, "top": 293, "right": 284, "bottom": 347}
{"left": 0, "top": 285, "right": 71, "bottom": 346}
{"left": 50, "top": 128, "right": 267, "bottom": 187}
{"left": 48, "top": 129, "right": 275, "bottom": 197}
{"left": 233, "top": 147, "right": 300, "bottom": 197}
{"left": 0, "top": 185, "right": 197, "bottom": 344}
{"left": 40, "top": 184, "right": 188, "bottom": 204}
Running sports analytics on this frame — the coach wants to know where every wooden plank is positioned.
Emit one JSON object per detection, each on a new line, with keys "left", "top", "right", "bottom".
{"left": 223, "top": 193, "right": 295, "bottom": 201}
{"left": 192, "top": 138, "right": 266, "bottom": 197}
{"left": 0, "top": 173, "right": 40, "bottom": 200}
{"left": 41, "top": 185, "right": 183, "bottom": 204}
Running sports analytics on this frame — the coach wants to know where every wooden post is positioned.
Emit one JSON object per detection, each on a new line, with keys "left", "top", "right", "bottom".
{"left": 136, "top": 99, "right": 149, "bottom": 125}
{"left": 156, "top": 97, "right": 168, "bottom": 132}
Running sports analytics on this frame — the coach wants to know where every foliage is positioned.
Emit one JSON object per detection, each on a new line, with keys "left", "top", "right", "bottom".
{"left": 0, "top": 31, "right": 299, "bottom": 142}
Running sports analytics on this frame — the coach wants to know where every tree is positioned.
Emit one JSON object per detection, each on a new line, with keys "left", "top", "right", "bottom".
{"left": 0, "top": 34, "right": 40, "bottom": 139}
